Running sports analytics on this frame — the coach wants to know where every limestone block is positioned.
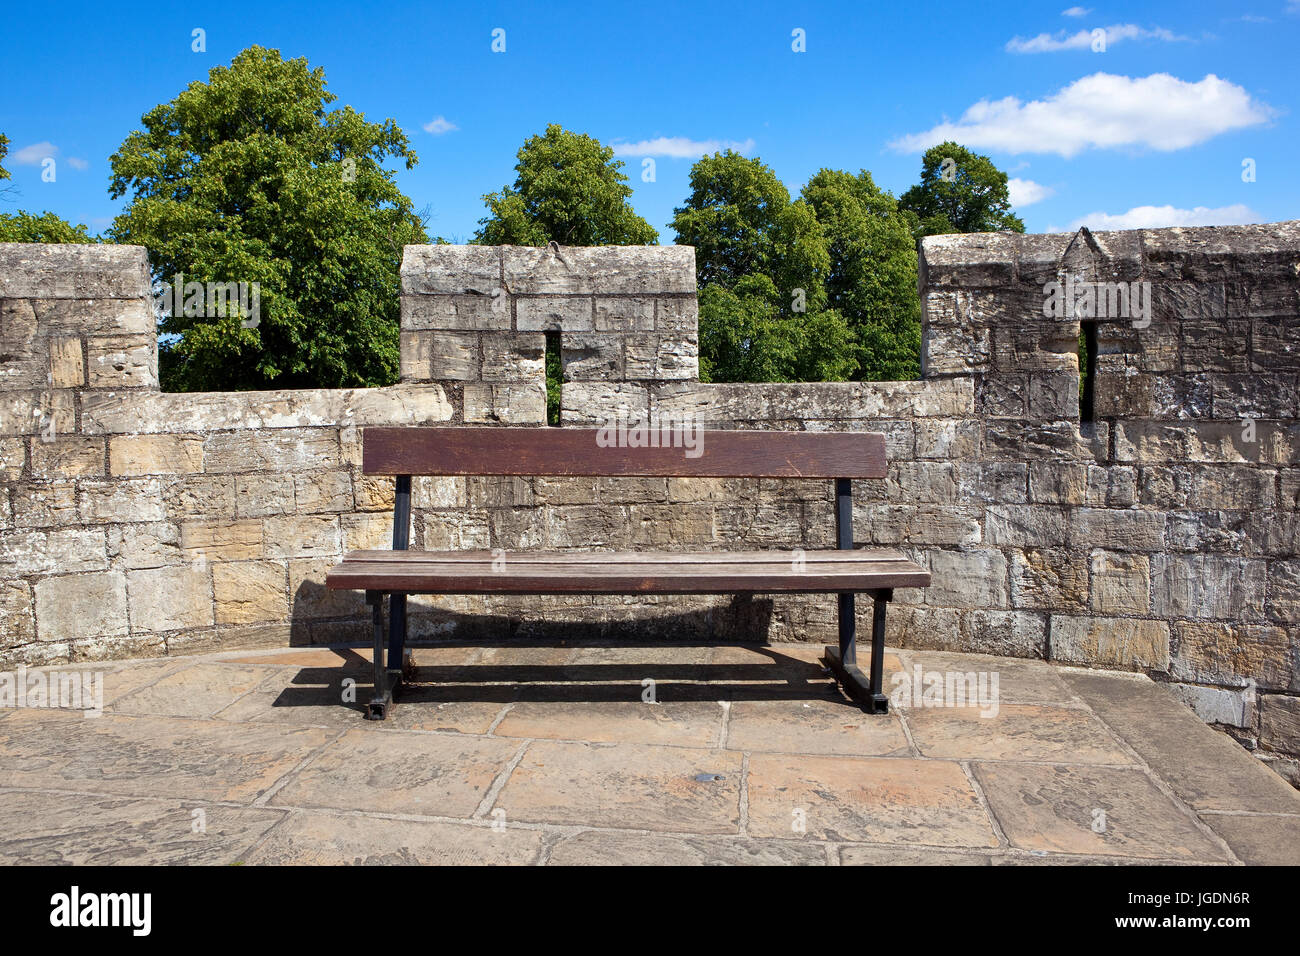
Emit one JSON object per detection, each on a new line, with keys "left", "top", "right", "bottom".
{"left": 1150, "top": 553, "right": 1266, "bottom": 620}
{"left": 180, "top": 519, "right": 263, "bottom": 561}
{"left": 34, "top": 571, "right": 129, "bottom": 642}
{"left": 203, "top": 429, "right": 339, "bottom": 473}
{"left": 48, "top": 336, "right": 84, "bottom": 388}
{"left": 1260, "top": 695, "right": 1300, "bottom": 754}
{"left": 1170, "top": 621, "right": 1292, "bottom": 691}
{"left": 0, "top": 579, "right": 35, "bottom": 647}
{"left": 922, "top": 549, "right": 1008, "bottom": 608}
{"left": 423, "top": 511, "right": 490, "bottom": 550}
{"left": 109, "top": 434, "right": 205, "bottom": 476}
{"left": 463, "top": 383, "right": 546, "bottom": 424}
{"left": 263, "top": 515, "right": 341, "bottom": 559}
{"left": 1089, "top": 550, "right": 1151, "bottom": 615}
{"left": 401, "top": 293, "right": 509, "bottom": 331}
{"left": 1009, "top": 548, "right": 1088, "bottom": 611}
{"left": 294, "top": 471, "right": 354, "bottom": 514}
{"left": 594, "top": 297, "right": 654, "bottom": 332}
{"left": 126, "top": 565, "right": 214, "bottom": 632}
{"left": 213, "top": 561, "right": 289, "bottom": 625}
{"left": 234, "top": 474, "right": 297, "bottom": 518}
{"left": 516, "top": 296, "right": 593, "bottom": 332}
{"left": 1050, "top": 615, "right": 1170, "bottom": 669}
{"left": 401, "top": 245, "right": 501, "bottom": 296}
{"left": 79, "top": 478, "right": 166, "bottom": 523}
{"left": 12, "top": 482, "right": 78, "bottom": 529}
{"left": 86, "top": 335, "right": 155, "bottom": 388}
{"left": 480, "top": 333, "right": 545, "bottom": 383}
{"left": 30, "top": 436, "right": 104, "bottom": 478}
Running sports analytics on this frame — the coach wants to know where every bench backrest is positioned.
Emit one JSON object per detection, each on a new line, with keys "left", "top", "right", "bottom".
{"left": 362, "top": 426, "right": 886, "bottom": 478}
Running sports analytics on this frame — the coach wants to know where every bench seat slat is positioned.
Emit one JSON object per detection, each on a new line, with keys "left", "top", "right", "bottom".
{"left": 326, "top": 548, "right": 930, "bottom": 594}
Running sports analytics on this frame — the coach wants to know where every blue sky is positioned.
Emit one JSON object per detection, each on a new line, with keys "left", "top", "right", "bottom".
{"left": 1, "top": 0, "right": 1295, "bottom": 242}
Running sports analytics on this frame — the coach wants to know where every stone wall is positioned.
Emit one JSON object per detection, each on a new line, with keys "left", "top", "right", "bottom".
{"left": 1, "top": 226, "right": 1297, "bottom": 776}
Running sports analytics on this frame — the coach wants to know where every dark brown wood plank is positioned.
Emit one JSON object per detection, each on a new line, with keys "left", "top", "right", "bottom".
{"left": 325, "top": 548, "right": 930, "bottom": 594}
{"left": 361, "top": 427, "right": 886, "bottom": 479}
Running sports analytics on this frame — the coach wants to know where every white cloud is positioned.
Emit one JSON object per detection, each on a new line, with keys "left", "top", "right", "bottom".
{"left": 11, "top": 141, "right": 58, "bottom": 165}
{"left": 1062, "top": 6, "right": 1091, "bottom": 16}
{"left": 422, "top": 116, "right": 457, "bottom": 135}
{"left": 67, "top": 157, "right": 89, "bottom": 171}
{"left": 890, "top": 73, "right": 1274, "bottom": 158}
{"left": 611, "top": 136, "right": 756, "bottom": 158}
{"left": 1061, "top": 203, "right": 1262, "bottom": 231}
{"left": 1008, "top": 178, "right": 1054, "bottom": 207}
{"left": 1007, "top": 24, "right": 1187, "bottom": 53}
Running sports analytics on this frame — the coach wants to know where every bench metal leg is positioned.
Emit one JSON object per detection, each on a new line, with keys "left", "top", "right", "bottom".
{"left": 823, "top": 589, "right": 890, "bottom": 714}
{"left": 389, "top": 592, "right": 409, "bottom": 676}
{"left": 366, "top": 590, "right": 402, "bottom": 720}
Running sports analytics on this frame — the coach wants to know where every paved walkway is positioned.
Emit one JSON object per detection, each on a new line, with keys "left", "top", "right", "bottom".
{"left": 1, "top": 642, "right": 1297, "bottom": 865}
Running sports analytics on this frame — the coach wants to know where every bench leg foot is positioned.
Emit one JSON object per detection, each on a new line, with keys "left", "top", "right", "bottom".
{"left": 365, "top": 591, "right": 403, "bottom": 720}
{"left": 825, "top": 588, "right": 891, "bottom": 714}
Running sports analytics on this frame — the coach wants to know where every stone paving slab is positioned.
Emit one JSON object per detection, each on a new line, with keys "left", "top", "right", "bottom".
{"left": 243, "top": 810, "right": 546, "bottom": 865}
{"left": 1, "top": 642, "right": 1298, "bottom": 865}
{"left": 905, "top": 703, "right": 1134, "bottom": 764}
{"left": 746, "top": 752, "right": 999, "bottom": 846}
{"left": 974, "top": 763, "right": 1231, "bottom": 861}
{"left": 0, "top": 709, "right": 333, "bottom": 804}
{"left": 0, "top": 790, "right": 285, "bottom": 865}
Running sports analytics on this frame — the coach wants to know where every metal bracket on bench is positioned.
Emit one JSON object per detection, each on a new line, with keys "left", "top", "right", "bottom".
{"left": 365, "top": 590, "right": 403, "bottom": 720}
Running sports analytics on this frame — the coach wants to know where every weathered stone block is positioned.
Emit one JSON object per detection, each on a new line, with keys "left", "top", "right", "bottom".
{"left": 106, "top": 522, "right": 183, "bottom": 570}
{"left": 563, "top": 335, "right": 624, "bottom": 380}
{"left": 203, "top": 429, "right": 339, "bottom": 473}
{"left": 1009, "top": 549, "right": 1088, "bottom": 611}
{"left": 1150, "top": 553, "right": 1266, "bottom": 620}
{"left": 401, "top": 245, "right": 501, "bottom": 295}
{"left": 49, "top": 336, "right": 84, "bottom": 388}
{"left": 516, "top": 296, "right": 593, "bottom": 331}
{"left": 290, "top": 471, "right": 353, "bottom": 514}
{"left": 234, "top": 474, "right": 297, "bottom": 518}
{"left": 180, "top": 519, "right": 263, "bottom": 561}
{"left": 127, "top": 565, "right": 214, "bottom": 632}
{"left": 213, "top": 561, "right": 289, "bottom": 625}
{"left": 1050, "top": 615, "right": 1170, "bottom": 669}
{"left": 923, "top": 549, "right": 1008, "bottom": 608}
{"left": 1167, "top": 682, "right": 1255, "bottom": 729}
{"left": 34, "top": 571, "right": 128, "bottom": 642}
{"left": 593, "top": 297, "right": 654, "bottom": 332}
{"left": 1170, "top": 621, "right": 1292, "bottom": 690}
{"left": 401, "top": 293, "right": 509, "bottom": 331}
{"left": 480, "top": 333, "right": 545, "bottom": 383}
{"left": 0, "top": 528, "right": 106, "bottom": 574}
{"left": 463, "top": 383, "right": 546, "bottom": 424}
{"left": 110, "top": 434, "right": 205, "bottom": 476}
{"left": 263, "top": 515, "right": 341, "bottom": 559}
{"left": 30, "top": 436, "right": 104, "bottom": 478}
{"left": 1070, "top": 508, "right": 1165, "bottom": 551}
{"left": 79, "top": 479, "right": 166, "bottom": 523}
{"left": 86, "top": 335, "right": 155, "bottom": 388}
{"left": 985, "top": 504, "right": 1068, "bottom": 548}
{"left": 423, "top": 511, "right": 490, "bottom": 550}
{"left": 12, "top": 482, "right": 78, "bottom": 529}
{"left": 1090, "top": 550, "right": 1150, "bottom": 615}
{"left": 504, "top": 245, "right": 696, "bottom": 295}
{"left": 1260, "top": 695, "right": 1300, "bottom": 754}
{"left": 0, "top": 579, "right": 35, "bottom": 647}
{"left": 341, "top": 513, "right": 392, "bottom": 551}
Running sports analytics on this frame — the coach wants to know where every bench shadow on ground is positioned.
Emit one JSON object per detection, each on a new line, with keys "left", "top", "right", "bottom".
{"left": 276, "top": 588, "right": 860, "bottom": 713}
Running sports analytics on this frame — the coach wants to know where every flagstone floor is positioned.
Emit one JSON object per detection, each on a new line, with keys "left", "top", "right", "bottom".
{"left": 1, "top": 641, "right": 1297, "bottom": 865}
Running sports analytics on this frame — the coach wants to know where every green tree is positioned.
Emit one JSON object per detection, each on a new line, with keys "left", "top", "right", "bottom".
{"left": 474, "top": 125, "right": 657, "bottom": 246}
{"left": 108, "top": 46, "right": 427, "bottom": 392}
{"left": 672, "top": 151, "right": 855, "bottom": 382}
{"left": 0, "top": 133, "right": 9, "bottom": 181}
{"left": 801, "top": 168, "right": 921, "bottom": 380}
{"left": 898, "top": 141, "right": 1024, "bottom": 243}
{"left": 0, "top": 210, "right": 94, "bottom": 243}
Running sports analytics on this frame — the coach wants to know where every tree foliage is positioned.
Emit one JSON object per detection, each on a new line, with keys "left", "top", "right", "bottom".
{"left": 107, "top": 46, "right": 427, "bottom": 392}
{"left": 0, "top": 210, "right": 95, "bottom": 243}
{"left": 898, "top": 141, "right": 1024, "bottom": 243}
{"left": 675, "top": 151, "right": 923, "bottom": 382}
{"left": 474, "top": 125, "right": 657, "bottom": 246}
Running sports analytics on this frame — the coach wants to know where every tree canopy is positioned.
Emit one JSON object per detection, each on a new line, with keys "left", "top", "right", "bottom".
{"left": 474, "top": 125, "right": 657, "bottom": 246}
{"left": 898, "top": 141, "right": 1024, "bottom": 243}
{"left": 108, "top": 46, "right": 427, "bottom": 392}
{"left": 673, "top": 151, "right": 922, "bottom": 382}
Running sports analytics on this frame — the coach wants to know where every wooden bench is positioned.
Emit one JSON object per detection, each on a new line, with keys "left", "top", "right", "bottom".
{"left": 326, "top": 426, "right": 931, "bottom": 719}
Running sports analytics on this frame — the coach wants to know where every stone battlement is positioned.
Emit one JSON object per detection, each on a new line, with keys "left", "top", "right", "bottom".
{"left": 1, "top": 223, "right": 1298, "bottom": 772}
